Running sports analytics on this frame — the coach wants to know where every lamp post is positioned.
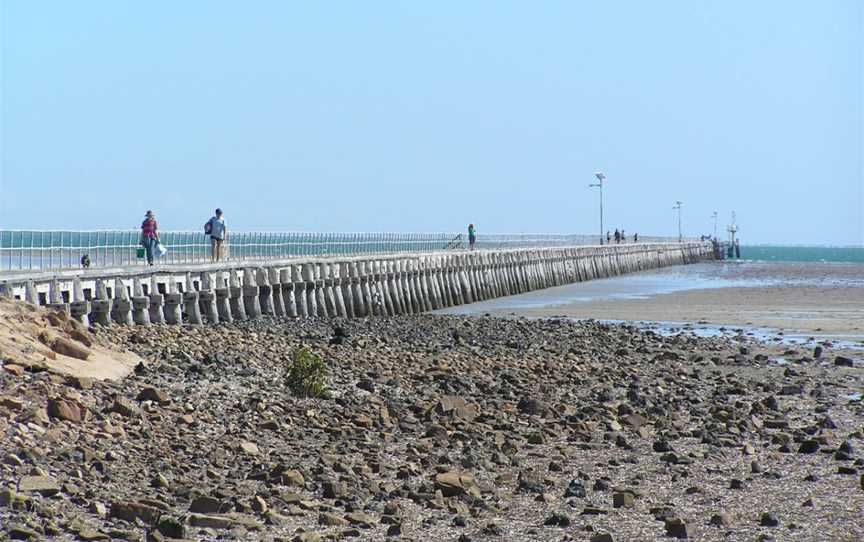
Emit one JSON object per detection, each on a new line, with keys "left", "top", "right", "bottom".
{"left": 673, "top": 201, "right": 683, "bottom": 242}
{"left": 589, "top": 172, "right": 605, "bottom": 245}
{"left": 711, "top": 211, "right": 718, "bottom": 240}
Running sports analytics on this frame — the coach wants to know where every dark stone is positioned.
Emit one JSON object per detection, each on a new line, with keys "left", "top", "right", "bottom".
{"left": 543, "top": 512, "right": 571, "bottom": 527}
{"left": 564, "top": 479, "right": 586, "bottom": 498}
{"left": 835, "top": 356, "right": 854, "bottom": 367}
{"left": 798, "top": 440, "right": 820, "bottom": 454}
{"left": 760, "top": 512, "right": 779, "bottom": 527}
{"left": 664, "top": 517, "right": 688, "bottom": 539}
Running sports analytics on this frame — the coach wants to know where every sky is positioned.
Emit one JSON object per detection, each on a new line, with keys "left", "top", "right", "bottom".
{"left": 1, "top": 1, "right": 862, "bottom": 245}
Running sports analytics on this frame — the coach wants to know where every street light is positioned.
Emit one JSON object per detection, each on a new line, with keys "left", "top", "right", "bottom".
{"left": 589, "top": 172, "right": 605, "bottom": 245}
{"left": 711, "top": 211, "right": 718, "bottom": 240}
{"left": 673, "top": 201, "right": 683, "bottom": 242}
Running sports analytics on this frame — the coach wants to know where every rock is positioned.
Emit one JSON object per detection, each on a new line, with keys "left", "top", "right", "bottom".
{"left": 435, "top": 471, "right": 481, "bottom": 498}
{"left": 345, "top": 511, "right": 375, "bottom": 528}
{"left": 436, "top": 396, "right": 479, "bottom": 421}
{"left": 834, "top": 356, "right": 854, "bottom": 367}
{"left": 613, "top": 491, "right": 635, "bottom": 508}
{"left": 653, "top": 439, "right": 673, "bottom": 452}
{"left": 151, "top": 473, "right": 170, "bottom": 489}
{"left": 109, "top": 397, "right": 140, "bottom": 417}
{"left": 0, "top": 396, "right": 24, "bottom": 411}
{"left": 543, "top": 512, "right": 571, "bottom": 527}
{"left": 47, "top": 397, "right": 84, "bottom": 422}
{"left": 240, "top": 441, "right": 260, "bottom": 455}
{"left": 110, "top": 500, "right": 162, "bottom": 525}
{"left": 189, "top": 496, "right": 227, "bottom": 514}
{"left": 386, "top": 523, "right": 402, "bottom": 537}
{"left": 564, "top": 479, "right": 586, "bottom": 498}
{"left": 77, "top": 530, "right": 110, "bottom": 541}
{"left": 275, "top": 469, "right": 305, "bottom": 487}
{"left": 188, "top": 512, "right": 262, "bottom": 530}
{"left": 590, "top": 535, "right": 614, "bottom": 542}
{"left": 621, "top": 413, "right": 648, "bottom": 429}
{"left": 664, "top": 517, "right": 688, "bottom": 539}
{"left": 137, "top": 387, "right": 170, "bottom": 404}
{"left": 318, "top": 512, "right": 349, "bottom": 526}
{"left": 517, "top": 397, "right": 548, "bottom": 416}
{"left": 581, "top": 506, "right": 609, "bottom": 515}
{"left": 322, "top": 480, "right": 348, "bottom": 499}
{"left": 18, "top": 475, "right": 59, "bottom": 496}
{"left": 50, "top": 336, "right": 91, "bottom": 360}
{"left": 709, "top": 512, "right": 733, "bottom": 527}
{"left": 798, "top": 440, "right": 820, "bottom": 454}
{"left": 8, "top": 525, "right": 40, "bottom": 540}
{"left": 760, "top": 512, "right": 779, "bottom": 527}
{"left": 516, "top": 470, "right": 545, "bottom": 494}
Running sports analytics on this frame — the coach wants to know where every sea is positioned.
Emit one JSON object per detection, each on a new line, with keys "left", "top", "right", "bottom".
{"left": 740, "top": 245, "right": 864, "bottom": 263}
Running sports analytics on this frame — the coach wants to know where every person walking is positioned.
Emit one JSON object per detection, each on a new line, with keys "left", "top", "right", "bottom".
{"left": 633, "top": 233, "right": 638, "bottom": 243}
{"left": 614, "top": 229, "right": 620, "bottom": 244}
{"left": 606, "top": 231, "right": 611, "bottom": 244}
{"left": 468, "top": 223, "right": 476, "bottom": 250}
{"left": 205, "top": 208, "right": 228, "bottom": 262}
{"left": 140, "top": 210, "right": 159, "bottom": 266}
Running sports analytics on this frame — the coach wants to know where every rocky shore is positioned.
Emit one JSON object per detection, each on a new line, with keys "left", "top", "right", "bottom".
{"left": 1, "top": 314, "right": 862, "bottom": 541}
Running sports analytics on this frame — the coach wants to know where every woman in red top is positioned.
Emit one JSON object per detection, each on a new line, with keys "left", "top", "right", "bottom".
{"left": 140, "top": 210, "right": 160, "bottom": 265}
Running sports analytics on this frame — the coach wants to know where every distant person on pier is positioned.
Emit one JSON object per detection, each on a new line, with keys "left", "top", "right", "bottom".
{"left": 606, "top": 231, "right": 611, "bottom": 244}
{"left": 468, "top": 223, "right": 476, "bottom": 250}
{"left": 205, "top": 208, "right": 228, "bottom": 262}
{"left": 633, "top": 233, "right": 638, "bottom": 243}
{"left": 734, "top": 239, "right": 741, "bottom": 258}
{"left": 140, "top": 210, "right": 159, "bottom": 266}
{"left": 621, "top": 229, "right": 626, "bottom": 243}
{"left": 80, "top": 254, "right": 91, "bottom": 268}
{"left": 614, "top": 229, "right": 620, "bottom": 244}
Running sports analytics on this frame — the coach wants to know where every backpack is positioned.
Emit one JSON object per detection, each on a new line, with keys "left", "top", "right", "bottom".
{"left": 204, "top": 218, "right": 213, "bottom": 235}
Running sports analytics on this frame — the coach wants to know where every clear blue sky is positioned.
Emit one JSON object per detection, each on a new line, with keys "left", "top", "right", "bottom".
{"left": 1, "top": 1, "right": 862, "bottom": 245}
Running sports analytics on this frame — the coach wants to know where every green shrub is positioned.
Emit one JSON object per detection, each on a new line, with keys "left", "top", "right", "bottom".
{"left": 285, "top": 346, "right": 328, "bottom": 398}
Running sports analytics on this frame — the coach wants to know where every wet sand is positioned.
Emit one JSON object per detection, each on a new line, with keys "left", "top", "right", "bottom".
{"left": 437, "top": 261, "right": 864, "bottom": 340}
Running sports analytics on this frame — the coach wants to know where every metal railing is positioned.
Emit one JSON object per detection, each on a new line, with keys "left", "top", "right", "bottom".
{"left": 0, "top": 230, "right": 690, "bottom": 272}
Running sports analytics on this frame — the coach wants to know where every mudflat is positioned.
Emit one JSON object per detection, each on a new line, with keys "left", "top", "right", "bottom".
{"left": 439, "top": 261, "right": 864, "bottom": 339}
{"left": 512, "top": 285, "right": 864, "bottom": 336}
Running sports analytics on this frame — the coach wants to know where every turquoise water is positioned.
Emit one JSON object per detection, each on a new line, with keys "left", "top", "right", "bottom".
{"left": 741, "top": 245, "right": 864, "bottom": 263}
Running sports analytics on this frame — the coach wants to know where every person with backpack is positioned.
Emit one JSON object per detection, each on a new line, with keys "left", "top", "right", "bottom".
{"left": 205, "top": 208, "right": 228, "bottom": 262}
{"left": 140, "top": 210, "right": 160, "bottom": 266}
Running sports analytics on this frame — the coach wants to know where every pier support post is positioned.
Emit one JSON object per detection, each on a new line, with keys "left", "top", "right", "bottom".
{"left": 269, "top": 268, "right": 286, "bottom": 317}
{"left": 339, "top": 263, "right": 354, "bottom": 318}
{"left": 280, "top": 268, "right": 298, "bottom": 318}
{"left": 148, "top": 275, "right": 165, "bottom": 324}
{"left": 69, "top": 278, "right": 90, "bottom": 327}
{"left": 183, "top": 273, "right": 202, "bottom": 325}
{"left": 199, "top": 272, "right": 219, "bottom": 324}
{"left": 90, "top": 279, "right": 112, "bottom": 326}
{"left": 131, "top": 278, "right": 150, "bottom": 326}
{"left": 257, "top": 268, "right": 275, "bottom": 316}
{"left": 331, "top": 263, "right": 347, "bottom": 317}
{"left": 315, "top": 264, "right": 329, "bottom": 317}
{"left": 46, "top": 278, "right": 70, "bottom": 316}
{"left": 322, "top": 263, "right": 339, "bottom": 317}
{"left": 242, "top": 268, "right": 262, "bottom": 319}
{"left": 229, "top": 270, "right": 247, "bottom": 321}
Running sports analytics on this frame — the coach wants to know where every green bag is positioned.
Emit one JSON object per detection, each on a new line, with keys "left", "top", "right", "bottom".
{"left": 136, "top": 247, "right": 146, "bottom": 259}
